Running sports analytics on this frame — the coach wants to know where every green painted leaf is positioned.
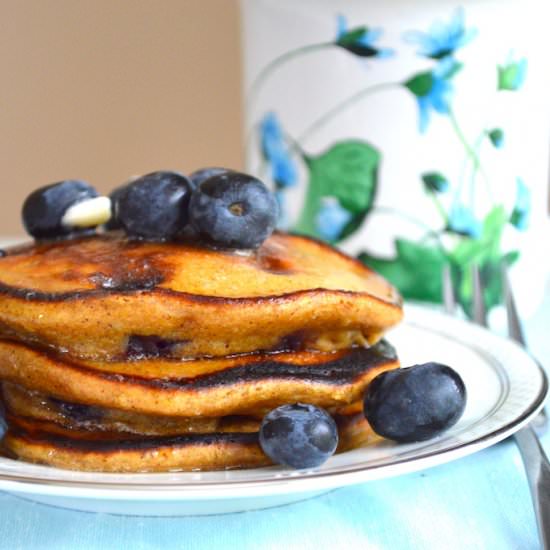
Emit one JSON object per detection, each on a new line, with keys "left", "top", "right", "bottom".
{"left": 448, "top": 206, "right": 516, "bottom": 315}
{"left": 422, "top": 172, "right": 449, "bottom": 193}
{"left": 498, "top": 59, "right": 527, "bottom": 91}
{"left": 450, "top": 206, "right": 507, "bottom": 266}
{"left": 359, "top": 239, "right": 447, "bottom": 303}
{"left": 359, "top": 207, "right": 519, "bottom": 316}
{"left": 510, "top": 208, "right": 527, "bottom": 229}
{"left": 488, "top": 128, "right": 504, "bottom": 148}
{"left": 504, "top": 251, "right": 520, "bottom": 264}
{"left": 451, "top": 253, "right": 519, "bottom": 315}
{"left": 337, "top": 27, "right": 368, "bottom": 47}
{"left": 404, "top": 72, "right": 433, "bottom": 97}
{"left": 404, "top": 63, "right": 460, "bottom": 98}
{"left": 294, "top": 140, "right": 380, "bottom": 243}
{"left": 336, "top": 27, "right": 378, "bottom": 57}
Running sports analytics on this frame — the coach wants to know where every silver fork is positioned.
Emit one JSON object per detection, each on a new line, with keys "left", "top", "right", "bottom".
{"left": 443, "top": 264, "right": 550, "bottom": 549}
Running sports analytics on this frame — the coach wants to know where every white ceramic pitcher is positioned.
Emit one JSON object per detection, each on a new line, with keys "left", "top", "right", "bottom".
{"left": 241, "top": 0, "right": 550, "bottom": 320}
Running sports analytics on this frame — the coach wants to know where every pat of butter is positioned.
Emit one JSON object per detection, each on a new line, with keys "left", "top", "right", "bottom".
{"left": 62, "top": 196, "right": 112, "bottom": 228}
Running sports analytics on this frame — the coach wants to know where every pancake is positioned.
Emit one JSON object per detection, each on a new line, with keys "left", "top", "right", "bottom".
{"left": 1, "top": 381, "right": 364, "bottom": 435}
{"left": 0, "top": 232, "right": 402, "bottom": 360}
{"left": 0, "top": 339, "right": 399, "bottom": 416}
{"left": 1, "top": 382, "right": 224, "bottom": 435}
{"left": 2, "top": 410, "right": 378, "bottom": 473}
{"left": 0, "top": 227, "right": 403, "bottom": 472}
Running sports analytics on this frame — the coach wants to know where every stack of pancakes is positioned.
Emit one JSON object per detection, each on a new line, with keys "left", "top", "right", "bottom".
{"left": 0, "top": 232, "right": 402, "bottom": 472}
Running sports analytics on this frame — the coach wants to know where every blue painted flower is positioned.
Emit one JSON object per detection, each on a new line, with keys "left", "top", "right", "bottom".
{"left": 510, "top": 178, "right": 530, "bottom": 230}
{"left": 448, "top": 202, "right": 482, "bottom": 238}
{"left": 498, "top": 57, "right": 527, "bottom": 91}
{"left": 335, "top": 15, "right": 394, "bottom": 59}
{"left": 403, "top": 7, "right": 477, "bottom": 60}
{"left": 315, "top": 197, "right": 352, "bottom": 242}
{"left": 260, "top": 112, "right": 297, "bottom": 188}
{"left": 405, "top": 60, "right": 457, "bottom": 133}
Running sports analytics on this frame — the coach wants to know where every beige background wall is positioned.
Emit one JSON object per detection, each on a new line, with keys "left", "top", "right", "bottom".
{"left": 0, "top": 0, "right": 242, "bottom": 235}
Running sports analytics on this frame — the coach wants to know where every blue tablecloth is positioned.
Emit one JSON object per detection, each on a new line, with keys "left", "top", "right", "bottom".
{"left": 1, "top": 296, "right": 548, "bottom": 549}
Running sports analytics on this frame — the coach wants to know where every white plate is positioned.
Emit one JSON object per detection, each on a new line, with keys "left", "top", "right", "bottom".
{"left": 0, "top": 305, "right": 547, "bottom": 516}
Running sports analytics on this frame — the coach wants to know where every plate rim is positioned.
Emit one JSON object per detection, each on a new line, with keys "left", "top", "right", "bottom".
{"left": 0, "top": 304, "right": 547, "bottom": 498}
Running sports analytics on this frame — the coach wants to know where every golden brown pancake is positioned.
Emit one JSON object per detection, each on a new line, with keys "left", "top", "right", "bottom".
{"left": 2, "top": 411, "right": 378, "bottom": 473}
{"left": 1, "top": 382, "right": 224, "bottom": 435}
{"left": 1, "top": 381, "right": 364, "bottom": 436}
{"left": 0, "top": 232, "right": 402, "bottom": 360}
{"left": 0, "top": 339, "right": 399, "bottom": 416}
{"left": 0, "top": 229, "right": 402, "bottom": 472}
{"left": 2, "top": 415, "right": 270, "bottom": 472}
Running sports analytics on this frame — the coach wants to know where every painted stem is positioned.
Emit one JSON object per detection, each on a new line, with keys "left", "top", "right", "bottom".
{"left": 282, "top": 130, "right": 307, "bottom": 160}
{"left": 468, "top": 132, "right": 486, "bottom": 207}
{"left": 247, "top": 42, "right": 333, "bottom": 106}
{"left": 298, "top": 82, "right": 400, "bottom": 144}
{"left": 449, "top": 111, "right": 494, "bottom": 202}
{"left": 374, "top": 205, "right": 447, "bottom": 253}
{"left": 428, "top": 191, "right": 449, "bottom": 225}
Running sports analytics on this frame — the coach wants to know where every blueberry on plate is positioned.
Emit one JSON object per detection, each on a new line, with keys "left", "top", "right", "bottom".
{"left": 363, "top": 362, "right": 467, "bottom": 443}
{"left": 259, "top": 403, "right": 339, "bottom": 469}
{"left": 189, "top": 171, "right": 278, "bottom": 249}
{"left": 189, "top": 167, "right": 231, "bottom": 188}
{"left": 116, "top": 171, "right": 193, "bottom": 240}
{"left": 104, "top": 183, "right": 131, "bottom": 231}
{"left": 22, "top": 180, "right": 107, "bottom": 240}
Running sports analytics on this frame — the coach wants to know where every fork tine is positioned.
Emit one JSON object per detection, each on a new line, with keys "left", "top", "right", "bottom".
{"left": 442, "top": 264, "right": 456, "bottom": 314}
{"left": 502, "top": 262, "right": 548, "bottom": 431}
{"left": 471, "top": 264, "right": 487, "bottom": 327}
{"left": 501, "top": 263, "right": 526, "bottom": 346}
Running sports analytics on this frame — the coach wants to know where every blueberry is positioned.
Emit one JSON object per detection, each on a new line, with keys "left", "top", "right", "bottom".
{"left": 259, "top": 403, "right": 338, "bottom": 469}
{"left": 104, "top": 184, "right": 129, "bottom": 231}
{"left": 0, "top": 398, "right": 5, "bottom": 438}
{"left": 189, "top": 167, "right": 231, "bottom": 187}
{"left": 22, "top": 180, "right": 99, "bottom": 239}
{"left": 363, "top": 362, "right": 467, "bottom": 443}
{"left": 189, "top": 172, "right": 278, "bottom": 249}
{"left": 116, "top": 171, "right": 193, "bottom": 240}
